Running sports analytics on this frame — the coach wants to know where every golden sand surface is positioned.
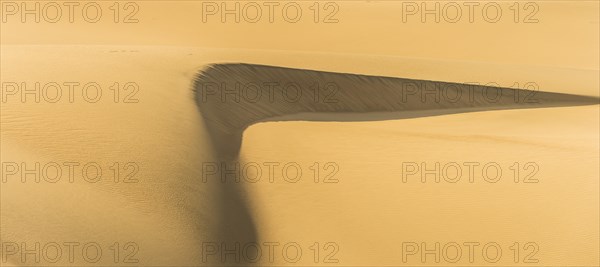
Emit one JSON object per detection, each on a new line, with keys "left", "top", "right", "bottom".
{"left": 1, "top": 0, "right": 598, "bottom": 266}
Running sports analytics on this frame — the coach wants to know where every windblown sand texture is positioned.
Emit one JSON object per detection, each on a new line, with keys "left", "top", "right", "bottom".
{"left": 1, "top": 0, "right": 599, "bottom": 266}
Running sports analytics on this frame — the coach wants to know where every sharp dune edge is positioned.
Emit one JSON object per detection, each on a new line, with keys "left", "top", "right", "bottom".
{"left": 195, "top": 63, "right": 599, "bottom": 159}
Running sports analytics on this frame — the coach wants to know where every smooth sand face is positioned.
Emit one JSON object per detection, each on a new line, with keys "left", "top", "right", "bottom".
{"left": 1, "top": 1, "right": 599, "bottom": 266}
{"left": 3, "top": 1, "right": 598, "bottom": 69}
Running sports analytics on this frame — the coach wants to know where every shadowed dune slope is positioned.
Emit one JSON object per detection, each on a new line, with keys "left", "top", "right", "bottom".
{"left": 194, "top": 63, "right": 599, "bottom": 159}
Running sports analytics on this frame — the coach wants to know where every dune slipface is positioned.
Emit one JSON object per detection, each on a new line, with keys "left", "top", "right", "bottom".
{"left": 194, "top": 63, "right": 599, "bottom": 159}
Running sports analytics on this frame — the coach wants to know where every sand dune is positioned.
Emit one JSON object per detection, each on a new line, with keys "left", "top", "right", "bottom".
{"left": 194, "top": 63, "right": 598, "bottom": 266}
{"left": 1, "top": 1, "right": 598, "bottom": 266}
{"left": 1, "top": 45, "right": 599, "bottom": 266}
